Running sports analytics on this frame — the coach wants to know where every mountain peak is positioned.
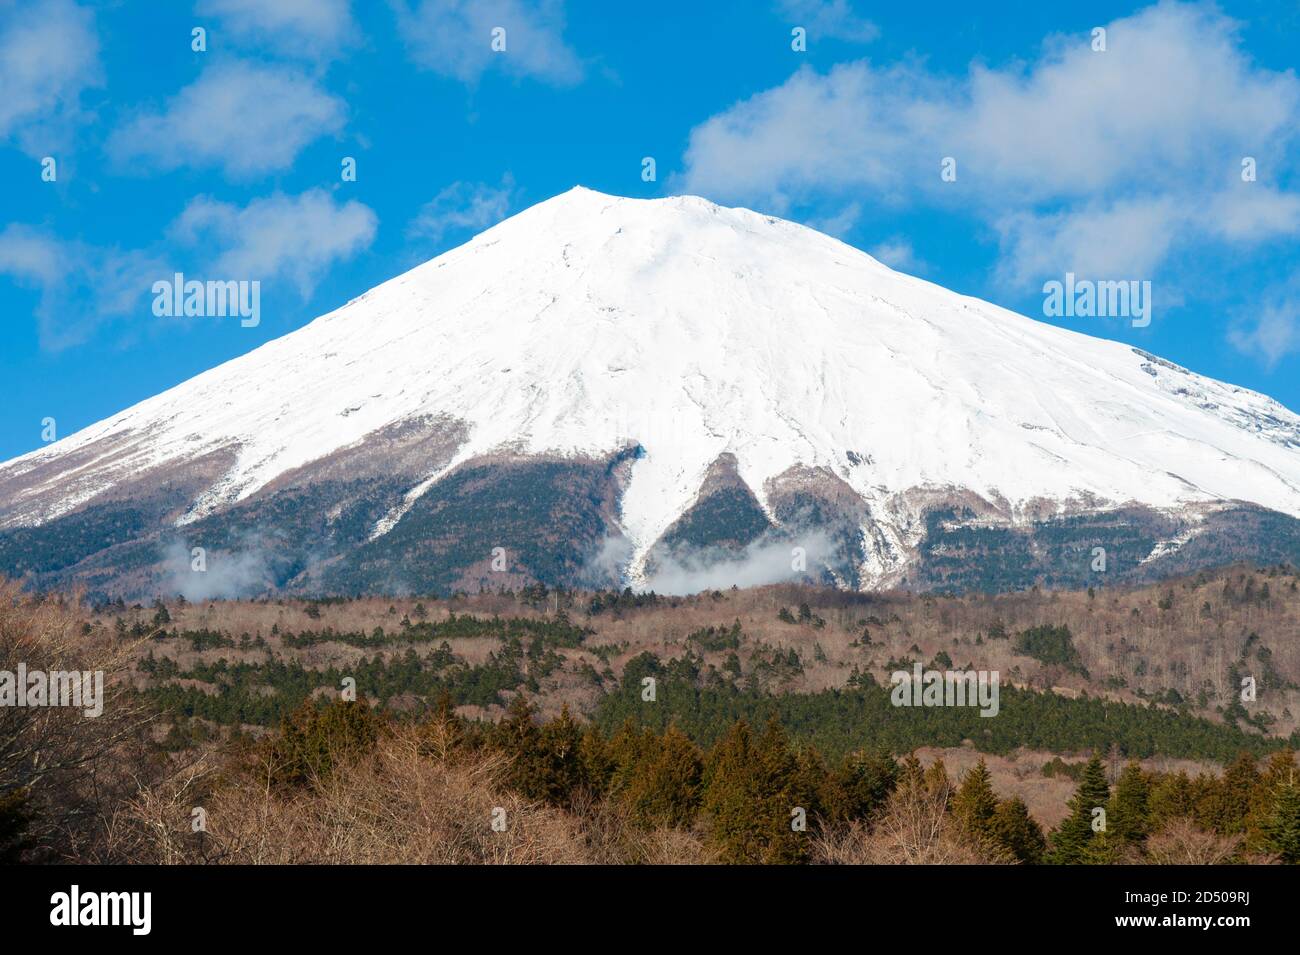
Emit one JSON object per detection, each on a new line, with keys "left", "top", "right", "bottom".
{"left": 4, "top": 186, "right": 1300, "bottom": 597}
{"left": 531, "top": 185, "right": 750, "bottom": 227}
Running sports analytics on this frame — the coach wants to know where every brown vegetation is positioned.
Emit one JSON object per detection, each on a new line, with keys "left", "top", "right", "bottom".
{"left": 5, "top": 573, "right": 1300, "bottom": 865}
{"left": 107, "top": 564, "right": 1300, "bottom": 735}
{"left": 0, "top": 580, "right": 153, "bottom": 861}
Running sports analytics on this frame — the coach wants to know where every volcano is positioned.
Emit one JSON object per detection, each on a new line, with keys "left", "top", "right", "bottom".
{"left": 3, "top": 186, "right": 1300, "bottom": 598}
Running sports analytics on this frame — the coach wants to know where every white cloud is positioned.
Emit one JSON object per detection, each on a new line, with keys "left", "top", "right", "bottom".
{"left": 1, "top": 189, "right": 377, "bottom": 350}
{"left": 994, "top": 198, "right": 1185, "bottom": 285}
{"left": 777, "top": 0, "right": 877, "bottom": 43}
{"left": 679, "top": 61, "right": 930, "bottom": 213}
{"left": 950, "top": 6, "right": 1297, "bottom": 201}
{"left": 806, "top": 202, "right": 860, "bottom": 237}
{"left": 1228, "top": 288, "right": 1300, "bottom": 370}
{"left": 869, "top": 237, "right": 926, "bottom": 274}
{"left": 0, "top": 225, "right": 164, "bottom": 351}
{"left": 196, "top": 0, "right": 356, "bottom": 60}
{"left": 107, "top": 61, "right": 345, "bottom": 178}
{"left": 0, "top": 224, "right": 62, "bottom": 285}
{"left": 1204, "top": 185, "right": 1300, "bottom": 243}
{"left": 171, "top": 189, "right": 377, "bottom": 296}
{"left": 0, "top": 0, "right": 101, "bottom": 154}
{"left": 644, "top": 531, "right": 837, "bottom": 596}
{"left": 390, "top": 0, "right": 582, "bottom": 85}
{"left": 162, "top": 538, "right": 270, "bottom": 601}
{"left": 679, "top": 3, "right": 1300, "bottom": 287}
{"left": 406, "top": 176, "right": 514, "bottom": 243}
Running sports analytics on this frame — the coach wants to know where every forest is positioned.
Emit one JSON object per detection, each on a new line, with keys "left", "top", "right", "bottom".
{"left": 4, "top": 566, "right": 1300, "bottom": 864}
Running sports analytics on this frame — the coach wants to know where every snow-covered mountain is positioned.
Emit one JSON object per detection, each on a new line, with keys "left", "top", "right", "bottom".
{"left": 4, "top": 186, "right": 1300, "bottom": 598}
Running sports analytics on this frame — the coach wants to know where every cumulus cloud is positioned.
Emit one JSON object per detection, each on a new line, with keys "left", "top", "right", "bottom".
{"left": 993, "top": 197, "right": 1185, "bottom": 287}
{"left": 107, "top": 61, "right": 345, "bottom": 178}
{"left": 406, "top": 176, "right": 515, "bottom": 244}
{"left": 0, "top": 0, "right": 101, "bottom": 153}
{"left": 679, "top": 60, "right": 930, "bottom": 213}
{"left": 196, "top": 0, "right": 357, "bottom": 60}
{"left": 776, "top": 0, "right": 878, "bottom": 43}
{"left": 2, "top": 189, "right": 376, "bottom": 349}
{"left": 1228, "top": 287, "right": 1300, "bottom": 370}
{"left": 679, "top": 3, "right": 1300, "bottom": 290}
{"left": 949, "top": 7, "right": 1297, "bottom": 200}
{"left": 0, "top": 224, "right": 165, "bottom": 350}
{"left": 1203, "top": 185, "right": 1300, "bottom": 243}
{"left": 171, "top": 189, "right": 377, "bottom": 296}
{"left": 390, "top": 0, "right": 582, "bottom": 85}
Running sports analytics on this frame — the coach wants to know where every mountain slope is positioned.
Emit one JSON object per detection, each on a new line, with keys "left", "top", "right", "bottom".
{"left": 3, "top": 186, "right": 1300, "bottom": 598}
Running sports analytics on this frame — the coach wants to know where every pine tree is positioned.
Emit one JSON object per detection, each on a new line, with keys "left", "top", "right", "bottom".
{"left": 1049, "top": 753, "right": 1110, "bottom": 864}
{"left": 702, "top": 719, "right": 810, "bottom": 864}
{"left": 702, "top": 720, "right": 762, "bottom": 863}
{"left": 923, "top": 758, "right": 951, "bottom": 798}
{"left": 831, "top": 747, "right": 899, "bottom": 824}
{"left": 1260, "top": 772, "right": 1300, "bottom": 864}
{"left": 1148, "top": 770, "right": 1195, "bottom": 831}
{"left": 536, "top": 704, "right": 586, "bottom": 806}
{"left": 1082, "top": 829, "right": 1121, "bottom": 865}
{"left": 1108, "top": 760, "right": 1151, "bottom": 847}
{"left": 151, "top": 599, "right": 170, "bottom": 627}
{"left": 578, "top": 728, "right": 615, "bottom": 796}
{"left": 1197, "top": 753, "right": 1258, "bottom": 835}
{"left": 897, "top": 752, "right": 925, "bottom": 789}
{"left": 269, "top": 698, "right": 384, "bottom": 790}
{"left": 618, "top": 725, "right": 703, "bottom": 829}
{"left": 990, "top": 796, "right": 1046, "bottom": 864}
{"left": 490, "top": 695, "right": 545, "bottom": 800}
{"left": 952, "top": 759, "right": 998, "bottom": 843}
{"left": 1247, "top": 749, "right": 1297, "bottom": 847}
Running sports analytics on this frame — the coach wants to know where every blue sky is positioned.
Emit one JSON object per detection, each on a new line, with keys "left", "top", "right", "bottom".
{"left": 2, "top": 0, "right": 1299, "bottom": 461}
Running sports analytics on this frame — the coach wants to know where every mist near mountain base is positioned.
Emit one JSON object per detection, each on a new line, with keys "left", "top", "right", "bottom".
{"left": 162, "top": 537, "right": 271, "bottom": 601}
{"left": 583, "top": 530, "right": 836, "bottom": 595}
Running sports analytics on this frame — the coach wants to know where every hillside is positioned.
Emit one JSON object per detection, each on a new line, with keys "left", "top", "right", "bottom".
{"left": 116, "top": 563, "right": 1300, "bottom": 750}
{"left": 9, "top": 566, "right": 1299, "bottom": 865}
{"left": 4, "top": 189, "right": 1300, "bottom": 599}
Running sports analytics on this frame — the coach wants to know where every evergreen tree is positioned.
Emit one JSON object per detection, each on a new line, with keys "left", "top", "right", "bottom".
{"left": 1082, "top": 829, "right": 1121, "bottom": 865}
{"left": 1049, "top": 753, "right": 1110, "bottom": 864}
{"left": 952, "top": 759, "right": 998, "bottom": 843}
{"left": 1259, "top": 768, "right": 1300, "bottom": 864}
{"left": 1148, "top": 770, "right": 1195, "bottom": 831}
{"left": 990, "top": 796, "right": 1046, "bottom": 864}
{"left": 1197, "top": 753, "right": 1258, "bottom": 835}
{"left": 578, "top": 728, "right": 615, "bottom": 796}
{"left": 268, "top": 698, "right": 384, "bottom": 790}
{"left": 151, "top": 599, "right": 170, "bottom": 627}
{"left": 490, "top": 695, "right": 548, "bottom": 801}
{"left": 923, "top": 758, "right": 952, "bottom": 798}
{"left": 1247, "top": 750, "right": 1297, "bottom": 849}
{"left": 536, "top": 704, "right": 586, "bottom": 806}
{"left": 831, "top": 747, "right": 898, "bottom": 824}
{"left": 618, "top": 725, "right": 703, "bottom": 829}
{"left": 897, "top": 753, "right": 925, "bottom": 789}
{"left": 702, "top": 719, "right": 811, "bottom": 864}
{"left": 1108, "top": 761, "right": 1151, "bottom": 847}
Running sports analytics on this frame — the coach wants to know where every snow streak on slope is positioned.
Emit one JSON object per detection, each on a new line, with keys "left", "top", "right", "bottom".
{"left": 4, "top": 186, "right": 1300, "bottom": 584}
